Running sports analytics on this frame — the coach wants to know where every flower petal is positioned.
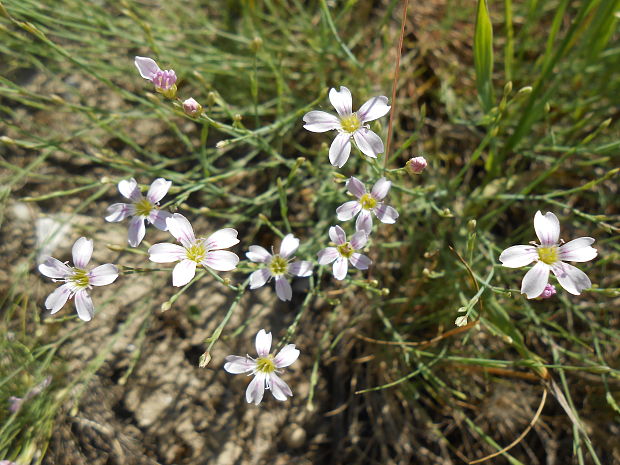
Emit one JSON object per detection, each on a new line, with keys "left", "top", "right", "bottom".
{"left": 44, "top": 283, "right": 72, "bottom": 314}
{"left": 127, "top": 216, "right": 146, "bottom": 247}
{"left": 172, "top": 259, "right": 197, "bottom": 287}
{"left": 205, "top": 228, "right": 239, "bottom": 250}
{"left": 166, "top": 213, "right": 195, "bottom": 246}
{"left": 147, "top": 209, "right": 172, "bottom": 231}
{"left": 346, "top": 177, "right": 366, "bottom": 198}
{"left": 104, "top": 203, "right": 133, "bottom": 222}
{"left": 350, "top": 230, "right": 368, "bottom": 250}
{"left": 74, "top": 290, "right": 94, "bottom": 322}
{"left": 329, "top": 133, "right": 351, "bottom": 168}
{"left": 39, "top": 257, "right": 71, "bottom": 279}
{"left": 246, "top": 245, "right": 272, "bottom": 263}
{"left": 88, "top": 264, "right": 119, "bottom": 286}
{"left": 353, "top": 128, "right": 383, "bottom": 158}
{"left": 355, "top": 210, "right": 373, "bottom": 234}
{"left": 275, "top": 275, "right": 293, "bottom": 301}
{"left": 302, "top": 111, "right": 340, "bottom": 133}
{"left": 246, "top": 372, "right": 266, "bottom": 405}
{"left": 148, "top": 243, "right": 186, "bottom": 263}
{"left": 374, "top": 204, "right": 399, "bottom": 224}
{"left": 202, "top": 250, "right": 239, "bottom": 271}
{"left": 350, "top": 253, "right": 371, "bottom": 270}
{"left": 329, "top": 225, "right": 346, "bottom": 245}
{"left": 255, "top": 329, "right": 272, "bottom": 357}
{"left": 551, "top": 262, "right": 592, "bottom": 295}
{"left": 333, "top": 256, "right": 349, "bottom": 280}
{"left": 269, "top": 373, "right": 293, "bottom": 401}
{"left": 357, "top": 96, "right": 390, "bottom": 122}
{"left": 224, "top": 355, "right": 255, "bottom": 374}
{"left": 118, "top": 178, "right": 142, "bottom": 202}
{"left": 72, "top": 237, "right": 93, "bottom": 269}
{"left": 288, "top": 260, "right": 313, "bottom": 277}
{"left": 249, "top": 268, "right": 272, "bottom": 289}
{"left": 134, "top": 56, "right": 160, "bottom": 80}
{"left": 534, "top": 211, "right": 560, "bottom": 246}
{"left": 558, "top": 237, "right": 597, "bottom": 263}
{"left": 329, "top": 86, "right": 353, "bottom": 117}
{"left": 521, "top": 261, "right": 550, "bottom": 299}
{"left": 336, "top": 201, "right": 362, "bottom": 222}
{"left": 371, "top": 177, "right": 391, "bottom": 200}
{"left": 274, "top": 344, "right": 300, "bottom": 368}
{"left": 146, "top": 178, "right": 171, "bottom": 203}
{"left": 279, "top": 234, "right": 299, "bottom": 259}
{"left": 499, "top": 245, "right": 538, "bottom": 268}
{"left": 317, "top": 247, "right": 339, "bottom": 265}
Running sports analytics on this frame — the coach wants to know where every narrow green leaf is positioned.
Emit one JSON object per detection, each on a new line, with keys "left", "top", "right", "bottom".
{"left": 474, "top": 0, "right": 495, "bottom": 113}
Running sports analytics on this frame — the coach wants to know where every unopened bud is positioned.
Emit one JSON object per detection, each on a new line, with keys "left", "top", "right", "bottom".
{"left": 503, "top": 81, "right": 513, "bottom": 95}
{"left": 406, "top": 156, "right": 427, "bottom": 174}
{"left": 207, "top": 91, "right": 217, "bottom": 106}
{"left": 455, "top": 315, "right": 468, "bottom": 327}
{"left": 183, "top": 97, "right": 203, "bottom": 117}
{"left": 467, "top": 219, "right": 477, "bottom": 232}
{"left": 250, "top": 36, "right": 263, "bottom": 53}
{"left": 537, "top": 284, "right": 556, "bottom": 299}
{"left": 199, "top": 352, "right": 211, "bottom": 368}
{"left": 517, "top": 86, "right": 532, "bottom": 95}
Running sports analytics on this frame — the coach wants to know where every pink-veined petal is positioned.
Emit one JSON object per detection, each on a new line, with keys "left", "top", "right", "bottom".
{"left": 336, "top": 201, "right": 362, "bottom": 222}
{"left": 329, "top": 225, "right": 346, "bottom": 245}
{"left": 44, "top": 283, "right": 72, "bottom": 314}
{"left": 255, "top": 329, "right": 272, "bottom": 357}
{"left": 329, "top": 133, "right": 351, "bottom": 168}
{"left": 374, "top": 204, "right": 399, "bottom": 224}
{"left": 146, "top": 178, "right": 171, "bottom": 203}
{"left": 274, "top": 275, "right": 293, "bottom": 301}
{"left": 172, "top": 259, "right": 197, "bottom": 287}
{"left": 269, "top": 373, "right": 293, "bottom": 401}
{"left": 202, "top": 250, "right": 239, "bottom": 271}
{"left": 72, "top": 237, "right": 93, "bottom": 269}
{"left": 534, "top": 211, "right": 560, "bottom": 246}
{"left": 357, "top": 96, "right": 390, "bottom": 122}
{"left": 127, "top": 216, "right": 146, "bottom": 247}
{"left": 38, "top": 257, "right": 71, "bottom": 279}
{"left": 333, "top": 256, "right": 349, "bottom": 280}
{"left": 499, "top": 245, "right": 538, "bottom": 268}
{"left": 224, "top": 355, "right": 255, "bottom": 374}
{"left": 302, "top": 111, "right": 340, "bottom": 132}
{"left": 355, "top": 210, "right": 373, "bottom": 234}
{"left": 521, "top": 261, "right": 550, "bottom": 299}
{"left": 274, "top": 344, "right": 300, "bottom": 368}
{"left": 205, "top": 228, "right": 239, "bottom": 251}
{"left": 148, "top": 243, "right": 185, "bottom": 263}
{"left": 350, "top": 230, "right": 368, "bottom": 250}
{"left": 246, "top": 245, "right": 272, "bottom": 263}
{"left": 350, "top": 253, "right": 371, "bottom": 270}
{"left": 288, "top": 260, "right": 313, "bottom": 277}
{"left": 246, "top": 372, "right": 266, "bottom": 405}
{"left": 558, "top": 237, "right": 597, "bottom": 263}
{"left": 279, "top": 234, "right": 299, "bottom": 259}
{"left": 317, "top": 247, "right": 339, "bottom": 265}
{"left": 371, "top": 177, "right": 391, "bottom": 200}
{"left": 147, "top": 209, "right": 171, "bottom": 231}
{"left": 166, "top": 213, "right": 195, "bottom": 246}
{"left": 551, "top": 262, "right": 592, "bottom": 295}
{"left": 74, "top": 290, "right": 94, "bottom": 322}
{"left": 104, "top": 203, "right": 133, "bottom": 222}
{"left": 329, "top": 86, "right": 353, "bottom": 117}
{"left": 134, "top": 56, "right": 160, "bottom": 80}
{"left": 346, "top": 177, "right": 366, "bottom": 198}
{"left": 249, "top": 268, "right": 272, "bottom": 289}
{"left": 353, "top": 128, "right": 383, "bottom": 158}
{"left": 118, "top": 178, "right": 142, "bottom": 202}
{"left": 88, "top": 264, "right": 119, "bottom": 286}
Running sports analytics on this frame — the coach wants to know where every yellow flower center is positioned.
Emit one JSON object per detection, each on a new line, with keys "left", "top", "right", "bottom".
{"left": 186, "top": 242, "right": 206, "bottom": 263}
{"left": 360, "top": 193, "right": 377, "bottom": 210}
{"left": 337, "top": 242, "right": 354, "bottom": 258}
{"left": 537, "top": 246, "right": 558, "bottom": 265}
{"left": 70, "top": 268, "right": 90, "bottom": 288}
{"left": 340, "top": 113, "right": 361, "bottom": 133}
{"left": 255, "top": 356, "right": 276, "bottom": 374}
{"left": 134, "top": 198, "right": 153, "bottom": 217}
{"left": 269, "top": 255, "right": 288, "bottom": 276}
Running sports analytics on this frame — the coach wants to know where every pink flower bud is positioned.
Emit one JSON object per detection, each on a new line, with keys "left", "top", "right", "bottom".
{"left": 539, "top": 284, "right": 557, "bottom": 299}
{"left": 406, "top": 156, "right": 427, "bottom": 174}
{"left": 183, "top": 98, "right": 203, "bottom": 117}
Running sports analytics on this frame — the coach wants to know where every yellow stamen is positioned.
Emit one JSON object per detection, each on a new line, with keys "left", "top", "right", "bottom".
{"left": 359, "top": 193, "right": 377, "bottom": 210}
{"left": 337, "top": 242, "right": 354, "bottom": 258}
{"left": 340, "top": 113, "right": 361, "bottom": 133}
{"left": 537, "top": 246, "right": 558, "bottom": 265}
{"left": 186, "top": 243, "right": 206, "bottom": 263}
{"left": 269, "top": 255, "right": 288, "bottom": 276}
{"left": 255, "top": 356, "right": 276, "bottom": 374}
{"left": 70, "top": 268, "right": 90, "bottom": 288}
{"left": 134, "top": 198, "right": 153, "bottom": 217}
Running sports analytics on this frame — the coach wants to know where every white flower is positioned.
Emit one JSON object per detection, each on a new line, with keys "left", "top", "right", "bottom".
{"left": 148, "top": 214, "right": 240, "bottom": 287}
{"left": 336, "top": 177, "right": 399, "bottom": 234}
{"left": 317, "top": 226, "right": 371, "bottom": 280}
{"left": 499, "top": 211, "right": 597, "bottom": 299}
{"left": 105, "top": 178, "right": 172, "bottom": 247}
{"left": 224, "top": 329, "right": 300, "bottom": 405}
{"left": 246, "top": 234, "right": 313, "bottom": 301}
{"left": 302, "top": 86, "right": 390, "bottom": 168}
{"left": 38, "top": 237, "right": 119, "bottom": 321}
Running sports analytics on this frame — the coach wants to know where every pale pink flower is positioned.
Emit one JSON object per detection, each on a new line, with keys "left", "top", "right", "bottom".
{"left": 317, "top": 226, "right": 371, "bottom": 280}
{"left": 336, "top": 177, "right": 399, "bottom": 234}
{"left": 105, "top": 178, "right": 172, "bottom": 247}
{"left": 183, "top": 97, "right": 202, "bottom": 117}
{"left": 134, "top": 56, "right": 177, "bottom": 95}
{"left": 499, "top": 211, "right": 597, "bottom": 299}
{"left": 246, "top": 234, "right": 313, "bottom": 301}
{"left": 302, "top": 86, "right": 390, "bottom": 168}
{"left": 38, "top": 238, "right": 119, "bottom": 321}
{"left": 148, "top": 214, "right": 239, "bottom": 287}
{"left": 406, "top": 156, "right": 427, "bottom": 174}
{"left": 224, "top": 329, "right": 299, "bottom": 405}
